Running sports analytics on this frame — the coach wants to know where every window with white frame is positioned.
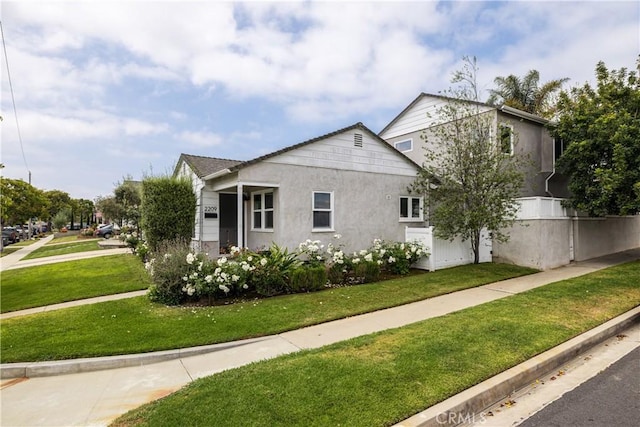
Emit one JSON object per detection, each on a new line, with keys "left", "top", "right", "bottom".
{"left": 394, "top": 139, "right": 413, "bottom": 152}
{"left": 312, "top": 191, "right": 333, "bottom": 230}
{"left": 499, "top": 124, "right": 514, "bottom": 155}
{"left": 252, "top": 190, "right": 274, "bottom": 231}
{"left": 399, "top": 196, "right": 423, "bottom": 221}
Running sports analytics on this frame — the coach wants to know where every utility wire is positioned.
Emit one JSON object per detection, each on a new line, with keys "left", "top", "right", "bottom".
{"left": 1, "top": 20, "right": 30, "bottom": 181}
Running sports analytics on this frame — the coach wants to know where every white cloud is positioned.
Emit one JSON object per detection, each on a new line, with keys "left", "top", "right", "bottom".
{"left": 176, "top": 130, "right": 224, "bottom": 148}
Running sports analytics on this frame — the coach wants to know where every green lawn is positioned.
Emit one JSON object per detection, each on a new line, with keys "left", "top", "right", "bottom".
{"left": 112, "top": 261, "right": 640, "bottom": 427}
{"left": 49, "top": 235, "right": 98, "bottom": 244}
{"left": 0, "top": 263, "right": 536, "bottom": 363}
{"left": 0, "top": 255, "right": 152, "bottom": 313}
{"left": 22, "top": 240, "right": 103, "bottom": 260}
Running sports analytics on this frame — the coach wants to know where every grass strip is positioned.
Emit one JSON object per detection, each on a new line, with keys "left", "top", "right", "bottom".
{"left": 0, "top": 255, "right": 152, "bottom": 313}
{"left": 112, "top": 261, "right": 640, "bottom": 427}
{"left": 0, "top": 263, "right": 535, "bottom": 362}
{"left": 22, "top": 240, "right": 103, "bottom": 260}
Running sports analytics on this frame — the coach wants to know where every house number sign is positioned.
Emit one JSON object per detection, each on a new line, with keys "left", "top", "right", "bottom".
{"left": 204, "top": 205, "right": 218, "bottom": 219}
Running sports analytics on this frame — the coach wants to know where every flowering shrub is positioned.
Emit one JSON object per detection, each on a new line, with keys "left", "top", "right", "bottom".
{"left": 144, "top": 234, "right": 427, "bottom": 305}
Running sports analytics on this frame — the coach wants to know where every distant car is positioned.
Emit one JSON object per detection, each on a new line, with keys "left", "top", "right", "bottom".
{"left": 2, "top": 227, "right": 19, "bottom": 244}
{"left": 15, "top": 226, "right": 28, "bottom": 239}
{"left": 95, "top": 224, "right": 114, "bottom": 239}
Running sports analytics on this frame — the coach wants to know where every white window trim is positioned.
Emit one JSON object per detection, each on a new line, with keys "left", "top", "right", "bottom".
{"left": 312, "top": 191, "right": 335, "bottom": 232}
{"left": 499, "top": 124, "right": 514, "bottom": 156}
{"left": 399, "top": 196, "right": 423, "bottom": 222}
{"left": 394, "top": 138, "right": 413, "bottom": 153}
{"left": 251, "top": 190, "right": 274, "bottom": 232}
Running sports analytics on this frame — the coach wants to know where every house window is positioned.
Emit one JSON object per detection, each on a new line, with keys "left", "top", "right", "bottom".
{"left": 252, "top": 190, "right": 274, "bottom": 231}
{"left": 394, "top": 139, "right": 413, "bottom": 152}
{"left": 499, "top": 124, "right": 514, "bottom": 155}
{"left": 554, "top": 138, "right": 565, "bottom": 163}
{"left": 400, "top": 196, "right": 422, "bottom": 221}
{"left": 312, "top": 191, "right": 333, "bottom": 231}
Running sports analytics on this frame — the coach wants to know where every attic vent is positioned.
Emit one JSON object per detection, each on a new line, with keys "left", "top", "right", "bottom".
{"left": 354, "top": 133, "right": 363, "bottom": 148}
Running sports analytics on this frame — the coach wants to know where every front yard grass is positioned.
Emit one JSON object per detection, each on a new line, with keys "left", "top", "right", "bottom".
{"left": 0, "top": 263, "right": 535, "bottom": 363}
{"left": 0, "top": 255, "right": 152, "bottom": 313}
{"left": 112, "top": 261, "right": 640, "bottom": 427}
{"left": 22, "top": 240, "right": 103, "bottom": 260}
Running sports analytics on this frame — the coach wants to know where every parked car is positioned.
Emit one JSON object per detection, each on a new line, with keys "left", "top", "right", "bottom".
{"left": 2, "top": 227, "right": 19, "bottom": 244}
{"left": 95, "top": 224, "right": 114, "bottom": 239}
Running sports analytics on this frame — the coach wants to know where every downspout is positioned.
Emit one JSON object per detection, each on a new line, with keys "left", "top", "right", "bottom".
{"left": 545, "top": 169, "right": 555, "bottom": 197}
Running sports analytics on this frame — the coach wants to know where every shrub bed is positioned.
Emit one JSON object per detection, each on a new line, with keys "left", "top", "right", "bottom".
{"left": 139, "top": 234, "right": 428, "bottom": 306}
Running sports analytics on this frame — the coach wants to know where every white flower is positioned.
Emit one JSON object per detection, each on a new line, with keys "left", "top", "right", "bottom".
{"left": 241, "top": 263, "right": 251, "bottom": 271}
{"left": 232, "top": 274, "right": 240, "bottom": 282}
{"left": 205, "top": 275, "right": 213, "bottom": 283}
{"left": 163, "top": 253, "right": 171, "bottom": 260}
{"left": 217, "top": 257, "right": 227, "bottom": 265}
{"left": 260, "top": 258, "right": 268, "bottom": 266}
{"left": 242, "top": 284, "right": 249, "bottom": 290}
{"left": 247, "top": 256, "right": 253, "bottom": 262}
{"left": 186, "top": 253, "right": 195, "bottom": 265}
{"left": 316, "top": 255, "right": 323, "bottom": 261}
{"left": 377, "top": 260, "right": 383, "bottom": 265}
{"left": 219, "top": 284, "right": 230, "bottom": 294}
{"left": 353, "top": 258, "right": 360, "bottom": 264}
{"left": 230, "top": 246, "right": 241, "bottom": 255}
{"left": 388, "top": 256, "right": 396, "bottom": 263}
{"left": 198, "top": 261, "right": 203, "bottom": 271}
{"left": 359, "top": 249, "right": 367, "bottom": 256}
{"left": 221, "top": 272, "right": 228, "bottom": 280}
{"left": 364, "top": 253, "right": 373, "bottom": 262}
{"left": 182, "top": 275, "right": 189, "bottom": 281}
{"left": 187, "top": 287, "right": 195, "bottom": 296}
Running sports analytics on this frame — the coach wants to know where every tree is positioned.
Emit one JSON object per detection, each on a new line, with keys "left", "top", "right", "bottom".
{"left": 411, "top": 57, "right": 527, "bottom": 263}
{"left": 95, "top": 195, "right": 125, "bottom": 224}
{"left": 487, "top": 69, "right": 569, "bottom": 118}
{"left": 0, "top": 178, "right": 49, "bottom": 226}
{"left": 553, "top": 58, "right": 640, "bottom": 216}
{"left": 114, "top": 178, "right": 142, "bottom": 231}
{"left": 43, "top": 190, "right": 72, "bottom": 223}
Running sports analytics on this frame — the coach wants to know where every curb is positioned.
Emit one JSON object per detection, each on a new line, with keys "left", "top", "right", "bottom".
{"left": 0, "top": 336, "right": 272, "bottom": 379}
{"left": 394, "top": 306, "right": 640, "bottom": 427}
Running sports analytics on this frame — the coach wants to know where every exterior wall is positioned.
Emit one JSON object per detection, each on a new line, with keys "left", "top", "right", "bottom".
{"left": 239, "top": 162, "right": 423, "bottom": 254}
{"left": 379, "top": 95, "right": 492, "bottom": 140}
{"left": 573, "top": 216, "right": 640, "bottom": 261}
{"left": 493, "top": 219, "right": 572, "bottom": 270}
{"left": 407, "top": 227, "right": 491, "bottom": 271}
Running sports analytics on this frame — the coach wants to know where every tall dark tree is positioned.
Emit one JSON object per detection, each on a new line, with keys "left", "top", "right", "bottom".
{"left": 487, "top": 70, "right": 569, "bottom": 118}
{"left": 553, "top": 58, "right": 640, "bottom": 216}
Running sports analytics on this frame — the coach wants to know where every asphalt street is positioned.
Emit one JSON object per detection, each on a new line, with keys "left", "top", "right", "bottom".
{"left": 519, "top": 347, "right": 640, "bottom": 427}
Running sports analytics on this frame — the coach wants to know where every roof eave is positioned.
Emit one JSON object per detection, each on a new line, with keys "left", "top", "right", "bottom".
{"left": 203, "top": 168, "right": 232, "bottom": 181}
{"left": 499, "top": 105, "right": 549, "bottom": 125}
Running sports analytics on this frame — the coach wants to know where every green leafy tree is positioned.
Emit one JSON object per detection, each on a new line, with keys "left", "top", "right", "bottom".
{"left": 0, "top": 178, "right": 49, "bottom": 225}
{"left": 140, "top": 175, "right": 196, "bottom": 251}
{"left": 76, "top": 199, "right": 95, "bottom": 227}
{"left": 43, "top": 190, "right": 72, "bottom": 223}
{"left": 411, "top": 57, "right": 527, "bottom": 263}
{"left": 114, "top": 178, "right": 142, "bottom": 231}
{"left": 487, "top": 69, "right": 569, "bottom": 118}
{"left": 553, "top": 58, "right": 640, "bottom": 216}
{"left": 95, "top": 195, "right": 125, "bottom": 224}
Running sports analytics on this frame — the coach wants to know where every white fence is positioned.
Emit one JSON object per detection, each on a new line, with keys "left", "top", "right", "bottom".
{"left": 516, "top": 197, "right": 569, "bottom": 219}
{"left": 406, "top": 226, "right": 492, "bottom": 271}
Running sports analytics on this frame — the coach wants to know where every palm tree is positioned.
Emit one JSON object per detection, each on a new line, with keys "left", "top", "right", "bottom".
{"left": 487, "top": 70, "right": 569, "bottom": 118}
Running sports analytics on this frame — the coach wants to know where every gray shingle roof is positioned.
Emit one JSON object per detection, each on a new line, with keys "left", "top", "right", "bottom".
{"left": 176, "top": 154, "right": 242, "bottom": 178}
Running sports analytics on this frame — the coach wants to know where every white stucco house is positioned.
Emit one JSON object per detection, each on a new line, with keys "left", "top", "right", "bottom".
{"left": 175, "top": 94, "right": 639, "bottom": 269}
{"left": 175, "top": 122, "right": 426, "bottom": 257}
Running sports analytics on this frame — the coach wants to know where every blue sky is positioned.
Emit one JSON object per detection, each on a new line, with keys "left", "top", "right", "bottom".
{"left": 1, "top": 0, "right": 638, "bottom": 200}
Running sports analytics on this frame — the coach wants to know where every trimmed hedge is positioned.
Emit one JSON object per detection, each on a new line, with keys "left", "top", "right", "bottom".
{"left": 140, "top": 176, "right": 196, "bottom": 252}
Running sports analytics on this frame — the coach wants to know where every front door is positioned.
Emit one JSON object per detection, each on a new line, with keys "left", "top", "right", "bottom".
{"left": 219, "top": 193, "right": 238, "bottom": 252}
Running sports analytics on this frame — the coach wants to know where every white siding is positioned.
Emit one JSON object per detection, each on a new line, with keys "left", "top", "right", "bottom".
{"left": 380, "top": 95, "right": 492, "bottom": 140}
{"left": 201, "top": 191, "right": 219, "bottom": 241}
{"left": 263, "top": 129, "right": 417, "bottom": 177}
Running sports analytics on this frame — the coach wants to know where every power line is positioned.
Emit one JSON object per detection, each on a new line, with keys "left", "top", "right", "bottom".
{"left": 1, "top": 20, "right": 30, "bottom": 183}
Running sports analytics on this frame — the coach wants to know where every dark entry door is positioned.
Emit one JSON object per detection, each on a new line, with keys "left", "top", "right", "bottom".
{"left": 219, "top": 193, "right": 238, "bottom": 250}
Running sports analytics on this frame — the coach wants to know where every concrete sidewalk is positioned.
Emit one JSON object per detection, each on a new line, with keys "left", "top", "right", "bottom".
{"left": 1, "top": 235, "right": 130, "bottom": 272}
{"left": 1, "top": 249, "right": 638, "bottom": 426}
